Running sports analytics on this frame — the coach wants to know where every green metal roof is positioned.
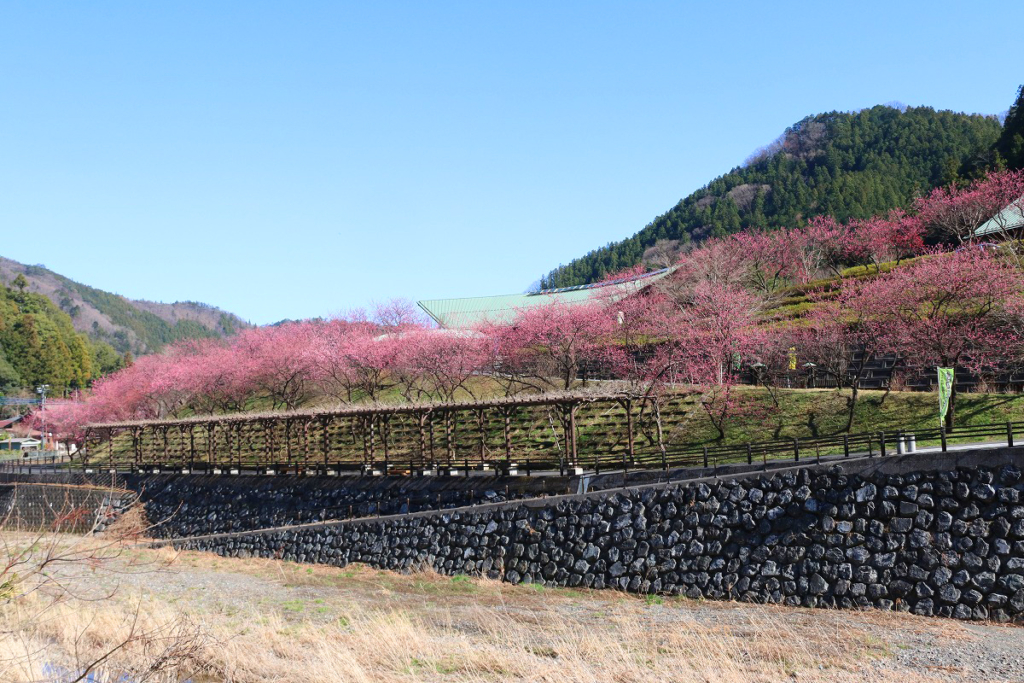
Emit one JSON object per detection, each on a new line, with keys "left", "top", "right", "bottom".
{"left": 418, "top": 268, "right": 673, "bottom": 329}
{"left": 974, "top": 196, "right": 1024, "bottom": 238}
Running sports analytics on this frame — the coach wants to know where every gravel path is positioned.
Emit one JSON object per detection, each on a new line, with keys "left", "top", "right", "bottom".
{"left": 884, "top": 621, "right": 1024, "bottom": 682}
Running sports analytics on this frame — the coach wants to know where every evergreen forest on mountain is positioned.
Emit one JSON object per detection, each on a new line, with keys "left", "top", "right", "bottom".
{"left": 543, "top": 98, "right": 1023, "bottom": 288}
{"left": 0, "top": 260, "right": 248, "bottom": 396}
{"left": 0, "top": 274, "right": 121, "bottom": 393}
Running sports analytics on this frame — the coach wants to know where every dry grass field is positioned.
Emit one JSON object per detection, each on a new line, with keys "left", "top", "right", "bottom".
{"left": 0, "top": 531, "right": 1022, "bottom": 683}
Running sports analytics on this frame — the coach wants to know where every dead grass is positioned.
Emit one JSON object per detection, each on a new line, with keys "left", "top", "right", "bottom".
{"left": 0, "top": 534, "right": 1008, "bottom": 682}
{"left": 105, "top": 502, "right": 152, "bottom": 542}
{"left": 0, "top": 592, "right": 207, "bottom": 682}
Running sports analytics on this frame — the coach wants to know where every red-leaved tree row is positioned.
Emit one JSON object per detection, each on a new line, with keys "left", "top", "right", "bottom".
{"left": 38, "top": 171, "right": 1024, "bottom": 442}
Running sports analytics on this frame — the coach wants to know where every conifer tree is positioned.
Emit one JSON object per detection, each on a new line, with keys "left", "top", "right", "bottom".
{"left": 997, "top": 84, "right": 1024, "bottom": 170}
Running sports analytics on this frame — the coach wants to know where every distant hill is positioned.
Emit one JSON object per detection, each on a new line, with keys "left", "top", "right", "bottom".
{"left": 0, "top": 277, "right": 94, "bottom": 393}
{"left": 0, "top": 257, "right": 249, "bottom": 357}
{"left": 542, "top": 105, "right": 1003, "bottom": 288}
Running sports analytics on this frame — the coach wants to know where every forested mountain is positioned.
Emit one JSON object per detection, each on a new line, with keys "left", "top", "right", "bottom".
{"left": 542, "top": 105, "right": 1003, "bottom": 288}
{"left": 0, "top": 258, "right": 249, "bottom": 392}
{"left": 0, "top": 277, "right": 105, "bottom": 392}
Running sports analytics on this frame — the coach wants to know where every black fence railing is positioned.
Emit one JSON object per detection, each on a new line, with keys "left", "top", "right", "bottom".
{"left": 0, "top": 453, "right": 73, "bottom": 476}
{"left": 601, "top": 420, "right": 1022, "bottom": 476}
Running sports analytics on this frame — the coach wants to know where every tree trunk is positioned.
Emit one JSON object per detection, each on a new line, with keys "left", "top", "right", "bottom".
{"left": 652, "top": 400, "right": 667, "bottom": 460}
{"left": 878, "top": 380, "right": 892, "bottom": 408}
{"left": 845, "top": 384, "right": 859, "bottom": 433}
{"left": 701, "top": 401, "right": 726, "bottom": 441}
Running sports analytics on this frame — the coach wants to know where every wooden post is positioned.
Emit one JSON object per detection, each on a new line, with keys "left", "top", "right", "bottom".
{"left": 568, "top": 403, "right": 578, "bottom": 468}
{"left": 622, "top": 398, "right": 635, "bottom": 464}
{"left": 285, "top": 418, "right": 293, "bottom": 465}
{"left": 477, "top": 408, "right": 486, "bottom": 465}
{"left": 301, "top": 419, "right": 309, "bottom": 466}
{"left": 503, "top": 408, "right": 512, "bottom": 461}
{"left": 264, "top": 420, "right": 273, "bottom": 467}
{"left": 188, "top": 425, "right": 195, "bottom": 470}
{"left": 446, "top": 411, "right": 455, "bottom": 465}
{"left": 369, "top": 415, "right": 376, "bottom": 461}
{"left": 224, "top": 422, "right": 232, "bottom": 467}
{"left": 418, "top": 411, "right": 428, "bottom": 462}
{"left": 133, "top": 427, "right": 142, "bottom": 469}
{"left": 208, "top": 423, "right": 216, "bottom": 468}
{"left": 428, "top": 413, "right": 435, "bottom": 463}
{"left": 360, "top": 416, "right": 369, "bottom": 462}
{"left": 322, "top": 417, "right": 330, "bottom": 468}
{"left": 176, "top": 425, "right": 185, "bottom": 467}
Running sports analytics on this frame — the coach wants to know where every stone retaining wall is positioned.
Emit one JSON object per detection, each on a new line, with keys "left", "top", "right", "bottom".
{"left": 135, "top": 473, "right": 571, "bottom": 538}
{"left": 0, "top": 455, "right": 862, "bottom": 539}
{"left": 171, "top": 448, "right": 1024, "bottom": 622}
{"left": 0, "top": 471, "right": 577, "bottom": 538}
{"left": 0, "top": 484, "right": 135, "bottom": 533}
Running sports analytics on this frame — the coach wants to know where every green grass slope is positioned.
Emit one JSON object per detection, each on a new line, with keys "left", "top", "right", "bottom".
{"left": 663, "top": 387, "right": 1024, "bottom": 447}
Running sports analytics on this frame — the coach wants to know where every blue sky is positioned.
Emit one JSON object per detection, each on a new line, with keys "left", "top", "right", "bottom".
{"left": 2, "top": 1, "right": 1022, "bottom": 325}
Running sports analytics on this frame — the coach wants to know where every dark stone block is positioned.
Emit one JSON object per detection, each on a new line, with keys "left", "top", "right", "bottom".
{"left": 890, "top": 517, "right": 913, "bottom": 534}
{"left": 899, "top": 501, "right": 919, "bottom": 516}
{"left": 911, "top": 599, "right": 934, "bottom": 616}
{"left": 846, "top": 547, "right": 870, "bottom": 565}
{"left": 937, "top": 583, "right": 961, "bottom": 603}
{"left": 962, "top": 589, "right": 984, "bottom": 606}
{"left": 855, "top": 484, "right": 876, "bottom": 503}
{"left": 971, "top": 484, "right": 996, "bottom": 503}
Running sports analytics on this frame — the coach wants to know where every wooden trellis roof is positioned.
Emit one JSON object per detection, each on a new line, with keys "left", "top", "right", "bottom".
{"left": 86, "top": 390, "right": 655, "bottom": 430}
{"left": 82, "top": 390, "right": 696, "bottom": 472}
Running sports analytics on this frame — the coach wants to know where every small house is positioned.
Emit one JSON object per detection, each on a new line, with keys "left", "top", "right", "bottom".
{"left": 0, "top": 437, "right": 42, "bottom": 452}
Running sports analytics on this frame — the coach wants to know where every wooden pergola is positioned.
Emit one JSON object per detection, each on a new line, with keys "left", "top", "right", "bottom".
{"left": 82, "top": 392, "right": 694, "bottom": 474}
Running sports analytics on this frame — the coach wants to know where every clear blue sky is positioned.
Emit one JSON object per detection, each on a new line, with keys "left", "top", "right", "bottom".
{"left": 2, "top": 1, "right": 1022, "bottom": 325}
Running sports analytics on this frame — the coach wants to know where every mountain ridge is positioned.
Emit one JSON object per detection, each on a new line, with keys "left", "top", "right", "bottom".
{"left": 0, "top": 257, "right": 249, "bottom": 356}
{"left": 542, "top": 104, "right": 1005, "bottom": 288}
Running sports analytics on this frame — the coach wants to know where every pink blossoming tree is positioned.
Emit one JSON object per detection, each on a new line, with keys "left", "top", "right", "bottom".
{"left": 482, "top": 300, "right": 624, "bottom": 393}
{"left": 846, "top": 248, "right": 1024, "bottom": 429}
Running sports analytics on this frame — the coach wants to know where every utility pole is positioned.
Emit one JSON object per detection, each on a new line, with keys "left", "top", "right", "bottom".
{"left": 36, "top": 385, "right": 49, "bottom": 452}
